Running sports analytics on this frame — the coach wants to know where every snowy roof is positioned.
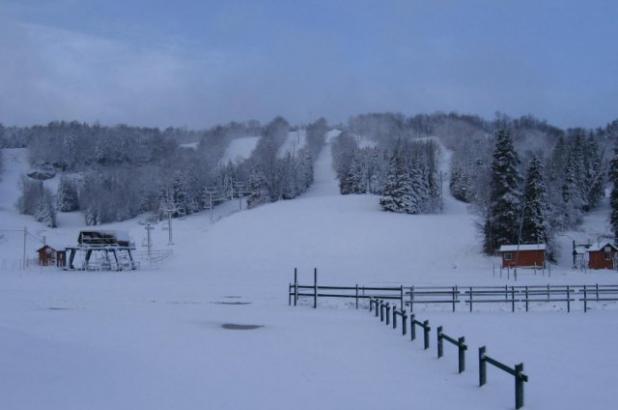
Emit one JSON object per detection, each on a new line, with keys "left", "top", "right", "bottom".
{"left": 499, "top": 244, "right": 546, "bottom": 252}
{"left": 588, "top": 242, "right": 618, "bottom": 252}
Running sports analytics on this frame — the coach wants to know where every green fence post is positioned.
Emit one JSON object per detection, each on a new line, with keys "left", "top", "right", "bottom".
{"left": 479, "top": 346, "right": 487, "bottom": 386}
{"left": 437, "top": 326, "right": 443, "bottom": 358}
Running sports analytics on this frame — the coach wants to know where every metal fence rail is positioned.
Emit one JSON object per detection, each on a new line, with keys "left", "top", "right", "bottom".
{"left": 288, "top": 270, "right": 618, "bottom": 312}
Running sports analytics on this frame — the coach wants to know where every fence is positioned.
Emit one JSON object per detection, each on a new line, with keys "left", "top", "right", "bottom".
{"left": 363, "top": 296, "right": 528, "bottom": 409}
{"left": 288, "top": 271, "right": 618, "bottom": 313}
{"left": 479, "top": 346, "right": 528, "bottom": 409}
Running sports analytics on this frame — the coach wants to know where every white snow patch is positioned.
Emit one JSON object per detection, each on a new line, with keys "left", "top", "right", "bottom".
{"left": 221, "top": 136, "right": 260, "bottom": 164}
{"left": 277, "top": 129, "right": 306, "bottom": 158}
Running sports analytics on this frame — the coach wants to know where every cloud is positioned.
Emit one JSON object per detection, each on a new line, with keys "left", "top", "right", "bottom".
{"left": 0, "top": 20, "right": 229, "bottom": 127}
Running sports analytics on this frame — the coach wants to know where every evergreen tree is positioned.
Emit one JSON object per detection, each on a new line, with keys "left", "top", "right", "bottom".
{"left": 247, "top": 170, "right": 270, "bottom": 208}
{"left": 583, "top": 135, "right": 604, "bottom": 210}
{"left": 521, "top": 157, "right": 549, "bottom": 245}
{"left": 610, "top": 144, "right": 618, "bottom": 244}
{"left": 483, "top": 129, "right": 522, "bottom": 254}
{"left": 35, "top": 191, "right": 57, "bottom": 228}
{"left": 56, "top": 176, "right": 79, "bottom": 212}
{"left": 380, "top": 147, "right": 418, "bottom": 213}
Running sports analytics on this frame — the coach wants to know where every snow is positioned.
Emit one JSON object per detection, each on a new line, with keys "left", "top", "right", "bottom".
{"left": 277, "top": 129, "right": 306, "bottom": 158}
{"left": 353, "top": 134, "right": 377, "bottom": 149}
{"left": 179, "top": 141, "right": 199, "bottom": 149}
{"left": 499, "top": 244, "right": 547, "bottom": 252}
{"left": 0, "top": 143, "right": 617, "bottom": 409}
{"left": 220, "top": 136, "right": 260, "bottom": 164}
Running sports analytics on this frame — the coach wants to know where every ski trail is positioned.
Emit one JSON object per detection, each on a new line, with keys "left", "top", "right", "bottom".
{"left": 304, "top": 129, "right": 341, "bottom": 197}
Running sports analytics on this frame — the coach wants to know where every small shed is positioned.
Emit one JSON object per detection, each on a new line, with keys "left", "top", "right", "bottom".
{"left": 498, "top": 244, "right": 546, "bottom": 268}
{"left": 37, "top": 245, "right": 57, "bottom": 266}
{"left": 587, "top": 242, "right": 618, "bottom": 270}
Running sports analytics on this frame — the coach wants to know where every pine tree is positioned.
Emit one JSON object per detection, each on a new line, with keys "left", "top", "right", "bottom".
{"left": 610, "top": 144, "right": 618, "bottom": 244}
{"left": 247, "top": 170, "right": 270, "bottom": 209}
{"left": 380, "top": 148, "right": 418, "bottom": 213}
{"left": 483, "top": 129, "right": 522, "bottom": 254}
{"left": 35, "top": 191, "right": 57, "bottom": 228}
{"left": 521, "top": 157, "right": 549, "bottom": 245}
{"left": 583, "top": 135, "right": 604, "bottom": 210}
{"left": 56, "top": 176, "right": 79, "bottom": 212}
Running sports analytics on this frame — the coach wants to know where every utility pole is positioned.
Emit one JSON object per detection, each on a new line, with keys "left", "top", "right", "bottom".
{"left": 205, "top": 187, "right": 217, "bottom": 222}
{"left": 145, "top": 223, "right": 154, "bottom": 259}
{"left": 234, "top": 181, "right": 245, "bottom": 210}
{"left": 23, "top": 226, "right": 27, "bottom": 270}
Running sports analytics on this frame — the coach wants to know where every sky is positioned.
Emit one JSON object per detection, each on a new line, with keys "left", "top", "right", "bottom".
{"left": 1, "top": 0, "right": 617, "bottom": 129}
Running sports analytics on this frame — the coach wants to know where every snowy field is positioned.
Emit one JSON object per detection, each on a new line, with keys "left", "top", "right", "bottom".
{"left": 1, "top": 141, "right": 617, "bottom": 409}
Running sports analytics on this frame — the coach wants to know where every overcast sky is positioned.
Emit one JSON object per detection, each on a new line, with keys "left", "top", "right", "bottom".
{"left": 1, "top": 0, "right": 617, "bottom": 129}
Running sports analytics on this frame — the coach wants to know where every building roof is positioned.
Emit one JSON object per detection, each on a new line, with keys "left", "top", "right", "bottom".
{"left": 499, "top": 244, "right": 546, "bottom": 252}
{"left": 588, "top": 242, "right": 618, "bottom": 252}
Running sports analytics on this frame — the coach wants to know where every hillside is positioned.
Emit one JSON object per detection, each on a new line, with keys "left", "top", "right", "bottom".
{"left": 0, "top": 142, "right": 617, "bottom": 409}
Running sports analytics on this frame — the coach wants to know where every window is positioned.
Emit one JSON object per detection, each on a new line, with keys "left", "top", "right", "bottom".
{"left": 504, "top": 252, "right": 513, "bottom": 261}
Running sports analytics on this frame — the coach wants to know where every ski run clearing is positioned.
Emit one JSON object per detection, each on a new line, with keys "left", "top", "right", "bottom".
{"left": 1, "top": 141, "right": 618, "bottom": 410}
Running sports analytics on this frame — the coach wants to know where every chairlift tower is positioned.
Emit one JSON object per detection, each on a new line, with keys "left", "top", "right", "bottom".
{"left": 205, "top": 186, "right": 218, "bottom": 223}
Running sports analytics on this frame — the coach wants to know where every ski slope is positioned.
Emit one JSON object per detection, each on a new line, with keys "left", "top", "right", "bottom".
{"left": 278, "top": 129, "right": 306, "bottom": 158}
{"left": 220, "top": 136, "right": 260, "bottom": 164}
{"left": 1, "top": 141, "right": 618, "bottom": 410}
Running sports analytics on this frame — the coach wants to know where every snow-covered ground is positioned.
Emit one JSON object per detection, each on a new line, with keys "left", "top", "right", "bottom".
{"left": 1, "top": 142, "right": 617, "bottom": 409}
{"left": 278, "top": 129, "right": 306, "bottom": 158}
{"left": 220, "top": 136, "right": 260, "bottom": 164}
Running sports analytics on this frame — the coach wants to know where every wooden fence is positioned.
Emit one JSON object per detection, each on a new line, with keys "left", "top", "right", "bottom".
{"left": 288, "top": 270, "right": 618, "bottom": 313}
{"left": 367, "top": 296, "right": 528, "bottom": 409}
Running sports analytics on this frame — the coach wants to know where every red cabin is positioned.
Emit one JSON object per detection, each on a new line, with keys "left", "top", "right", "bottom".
{"left": 36, "top": 245, "right": 57, "bottom": 266}
{"left": 498, "top": 244, "right": 546, "bottom": 268}
{"left": 587, "top": 242, "right": 618, "bottom": 270}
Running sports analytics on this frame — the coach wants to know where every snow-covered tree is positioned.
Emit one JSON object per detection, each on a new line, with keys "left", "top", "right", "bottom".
{"left": 56, "top": 176, "right": 79, "bottom": 212}
{"left": 483, "top": 129, "right": 522, "bottom": 254}
{"left": 247, "top": 170, "right": 269, "bottom": 209}
{"left": 521, "top": 156, "right": 549, "bottom": 245}
{"left": 610, "top": 144, "right": 618, "bottom": 243}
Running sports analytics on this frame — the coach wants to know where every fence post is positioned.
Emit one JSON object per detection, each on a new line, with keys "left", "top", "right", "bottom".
{"left": 452, "top": 286, "right": 456, "bottom": 312}
{"left": 583, "top": 285, "right": 587, "bottom": 313}
{"left": 400, "top": 285, "right": 404, "bottom": 310}
{"left": 423, "top": 320, "right": 430, "bottom": 350}
{"left": 458, "top": 337, "right": 466, "bottom": 373}
{"left": 479, "top": 346, "right": 487, "bottom": 386}
{"left": 380, "top": 300, "right": 384, "bottom": 322}
{"left": 410, "top": 286, "right": 415, "bottom": 313}
{"left": 410, "top": 314, "right": 416, "bottom": 341}
{"left": 511, "top": 286, "right": 515, "bottom": 312}
{"left": 375, "top": 299, "right": 379, "bottom": 317}
{"left": 313, "top": 267, "right": 318, "bottom": 309}
{"left": 469, "top": 287, "right": 473, "bottom": 312}
{"left": 288, "top": 283, "right": 292, "bottom": 306}
{"left": 355, "top": 284, "right": 359, "bottom": 310}
{"left": 385, "top": 303, "right": 390, "bottom": 326}
{"left": 392, "top": 307, "right": 397, "bottom": 329}
{"left": 515, "top": 363, "right": 525, "bottom": 409}
{"left": 525, "top": 286, "right": 529, "bottom": 312}
{"left": 294, "top": 267, "right": 298, "bottom": 306}
{"left": 402, "top": 310, "right": 407, "bottom": 336}
{"left": 596, "top": 283, "right": 599, "bottom": 301}
{"left": 566, "top": 285, "right": 570, "bottom": 313}
{"left": 437, "top": 326, "right": 443, "bottom": 358}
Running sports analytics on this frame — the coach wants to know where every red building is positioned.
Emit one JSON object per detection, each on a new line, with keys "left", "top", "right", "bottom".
{"left": 498, "top": 244, "right": 546, "bottom": 268}
{"left": 587, "top": 242, "right": 618, "bottom": 270}
{"left": 36, "top": 245, "right": 57, "bottom": 266}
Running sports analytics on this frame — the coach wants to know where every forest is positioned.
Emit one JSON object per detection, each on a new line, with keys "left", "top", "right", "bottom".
{"left": 2, "top": 113, "right": 618, "bottom": 256}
